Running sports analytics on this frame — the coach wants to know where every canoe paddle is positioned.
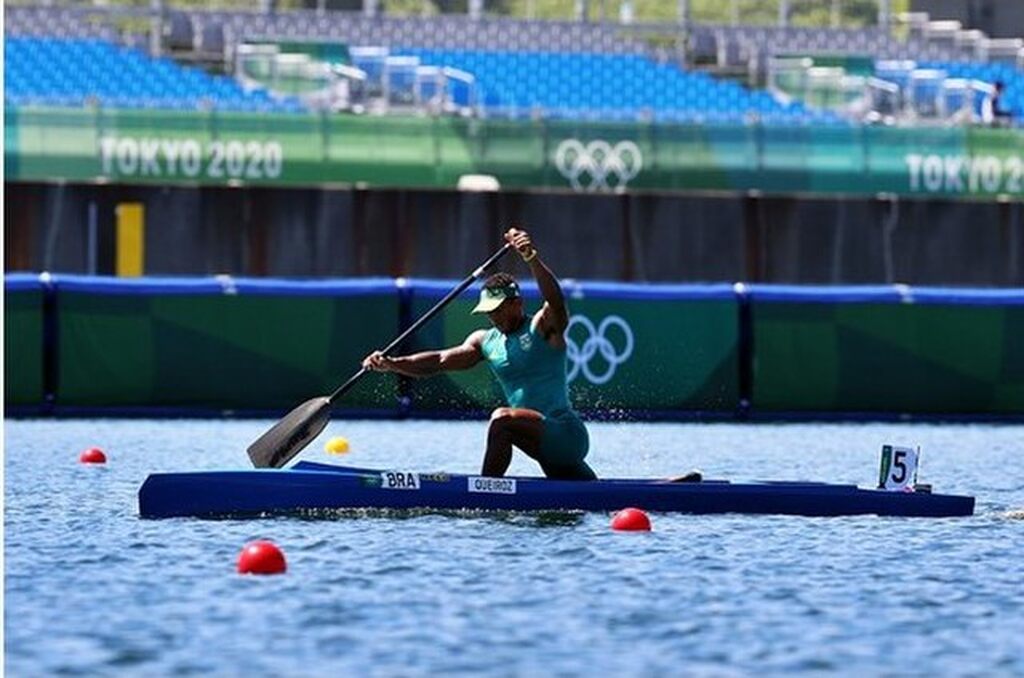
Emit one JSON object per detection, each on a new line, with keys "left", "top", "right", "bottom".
{"left": 247, "top": 242, "right": 513, "bottom": 469}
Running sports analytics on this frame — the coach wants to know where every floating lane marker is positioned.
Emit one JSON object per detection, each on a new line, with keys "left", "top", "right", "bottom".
{"left": 237, "top": 540, "right": 287, "bottom": 575}
{"left": 79, "top": 447, "right": 107, "bottom": 464}
{"left": 324, "top": 436, "right": 351, "bottom": 454}
{"left": 611, "top": 507, "right": 652, "bottom": 532}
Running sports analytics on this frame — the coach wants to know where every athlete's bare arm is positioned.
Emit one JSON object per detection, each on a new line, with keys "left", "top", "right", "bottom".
{"left": 362, "top": 330, "right": 486, "bottom": 377}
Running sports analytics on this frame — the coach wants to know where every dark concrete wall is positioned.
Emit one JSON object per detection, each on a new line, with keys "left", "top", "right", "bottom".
{"left": 5, "top": 182, "right": 1023, "bottom": 286}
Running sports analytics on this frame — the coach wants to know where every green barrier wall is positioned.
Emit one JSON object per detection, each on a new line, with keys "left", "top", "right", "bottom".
{"left": 4, "top": 282, "right": 45, "bottom": 407}
{"left": 563, "top": 296, "right": 737, "bottom": 412}
{"left": 5, "top": 276, "right": 1023, "bottom": 418}
{"left": 55, "top": 281, "right": 400, "bottom": 410}
{"left": 751, "top": 292, "right": 1024, "bottom": 414}
{"left": 404, "top": 284, "right": 739, "bottom": 414}
{"left": 6, "top": 106, "right": 1023, "bottom": 199}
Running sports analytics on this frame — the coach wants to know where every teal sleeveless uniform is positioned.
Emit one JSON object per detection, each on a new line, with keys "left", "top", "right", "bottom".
{"left": 480, "top": 315, "right": 596, "bottom": 480}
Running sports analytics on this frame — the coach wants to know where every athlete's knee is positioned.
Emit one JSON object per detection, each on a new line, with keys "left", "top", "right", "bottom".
{"left": 489, "top": 407, "right": 516, "bottom": 423}
{"left": 487, "top": 409, "right": 515, "bottom": 440}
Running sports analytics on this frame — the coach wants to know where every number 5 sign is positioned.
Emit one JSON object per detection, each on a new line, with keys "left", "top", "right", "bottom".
{"left": 878, "top": 445, "right": 920, "bottom": 491}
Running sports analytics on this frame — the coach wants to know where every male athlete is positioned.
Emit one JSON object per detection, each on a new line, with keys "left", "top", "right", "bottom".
{"left": 363, "top": 228, "right": 597, "bottom": 480}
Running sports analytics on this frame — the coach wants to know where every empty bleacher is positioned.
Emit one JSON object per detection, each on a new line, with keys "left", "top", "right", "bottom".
{"left": 6, "top": 4, "right": 1021, "bottom": 68}
{"left": 4, "top": 37, "right": 306, "bottom": 113}
{"left": 919, "top": 60, "right": 1022, "bottom": 122}
{"left": 4, "top": 5, "right": 123, "bottom": 42}
{"left": 694, "top": 24, "right": 965, "bottom": 73}
{"left": 4, "top": 4, "right": 1022, "bottom": 125}
{"left": 211, "top": 11, "right": 645, "bottom": 54}
{"left": 386, "top": 48, "right": 841, "bottom": 124}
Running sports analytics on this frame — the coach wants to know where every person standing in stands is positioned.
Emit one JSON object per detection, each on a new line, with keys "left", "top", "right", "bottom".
{"left": 362, "top": 228, "right": 597, "bottom": 481}
{"left": 982, "top": 81, "right": 1013, "bottom": 127}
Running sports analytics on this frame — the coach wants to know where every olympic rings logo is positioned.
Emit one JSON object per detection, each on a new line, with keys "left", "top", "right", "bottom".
{"left": 565, "top": 315, "right": 635, "bottom": 385}
{"left": 553, "top": 139, "right": 643, "bottom": 192}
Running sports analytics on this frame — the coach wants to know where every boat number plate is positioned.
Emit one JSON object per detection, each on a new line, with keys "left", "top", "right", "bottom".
{"left": 467, "top": 477, "right": 517, "bottom": 495}
{"left": 381, "top": 471, "right": 421, "bottom": 490}
{"left": 878, "top": 445, "right": 919, "bottom": 491}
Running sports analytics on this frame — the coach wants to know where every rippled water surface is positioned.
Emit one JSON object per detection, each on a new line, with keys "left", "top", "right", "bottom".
{"left": 5, "top": 419, "right": 1023, "bottom": 676}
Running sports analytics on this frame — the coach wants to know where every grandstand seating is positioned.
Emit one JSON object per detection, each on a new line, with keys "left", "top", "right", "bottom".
{"left": 5, "top": 5, "right": 1016, "bottom": 68}
{"left": 4, "top": 5, "right": 644, "bottom": 55}
{"left": 4, "top": 5, "right": 1021, "bottom": 125}
{"left": 694, "top": 24, "right": 966, "bottom": 73}
{"left": 4, "top": 37, "right": 306, "bottom": 113}
{"left": 205, "top": 11, "right": 645, "bottom": 54}
{"left": 3, "top": 36, "right": 842, "bottom": 124}
{"left": 387, "top": 49, "right": 843, "bottom": 124}
{"left": 5, "top": 5, "right": 123, "bottom": 42}
{"left": 920, "top": 61, "right": 1022, "bottom": 121}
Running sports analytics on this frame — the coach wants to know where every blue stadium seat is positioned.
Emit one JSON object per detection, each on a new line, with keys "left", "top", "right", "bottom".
{"left": 920, "top": 60, "right": 1022, "bottom": 122}
{"left": 382, "top": 47, "right": 834, "bottom": 124}
{"left": 4, "top": 36, "right": 308, "bottom": 114}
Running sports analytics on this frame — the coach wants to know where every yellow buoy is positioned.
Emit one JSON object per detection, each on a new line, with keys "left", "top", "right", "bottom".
{"left": 324, "top": 436, "right": 351, "bottom": 454}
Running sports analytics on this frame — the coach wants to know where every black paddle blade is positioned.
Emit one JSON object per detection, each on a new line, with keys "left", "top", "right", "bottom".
{"left": 247, "top": 396, "right": 332, "bottom": 469}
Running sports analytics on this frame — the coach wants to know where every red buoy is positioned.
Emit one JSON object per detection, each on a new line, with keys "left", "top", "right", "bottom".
{"left": 611, "top": 507, "right": 652, "bottom": 531}
{"left": 79, "top": 447, "right": 107, "bottom": 464}
{"left": 237, "top": 540, "right": 287, "bottom": 575}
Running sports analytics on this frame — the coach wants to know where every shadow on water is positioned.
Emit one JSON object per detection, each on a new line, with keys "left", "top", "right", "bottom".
{"left": 167, "top": 507, "right": 586, "bottom": 527}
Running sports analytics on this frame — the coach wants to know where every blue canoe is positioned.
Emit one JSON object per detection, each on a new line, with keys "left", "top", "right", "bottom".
{"left": 137, "top": 461, "right": 975, "bottom": 519}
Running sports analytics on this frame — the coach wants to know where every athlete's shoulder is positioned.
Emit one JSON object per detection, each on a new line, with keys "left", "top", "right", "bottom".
{"left": 532, "top": 307, "right": 565, "bottom": 346}
{"left": 466, "top": 328, "right": 492, "bottom": 347}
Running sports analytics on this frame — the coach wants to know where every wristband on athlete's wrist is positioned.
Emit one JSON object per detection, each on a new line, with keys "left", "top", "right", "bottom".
{"left": 521, "top": 248, "right": 538, "bottom": 263}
